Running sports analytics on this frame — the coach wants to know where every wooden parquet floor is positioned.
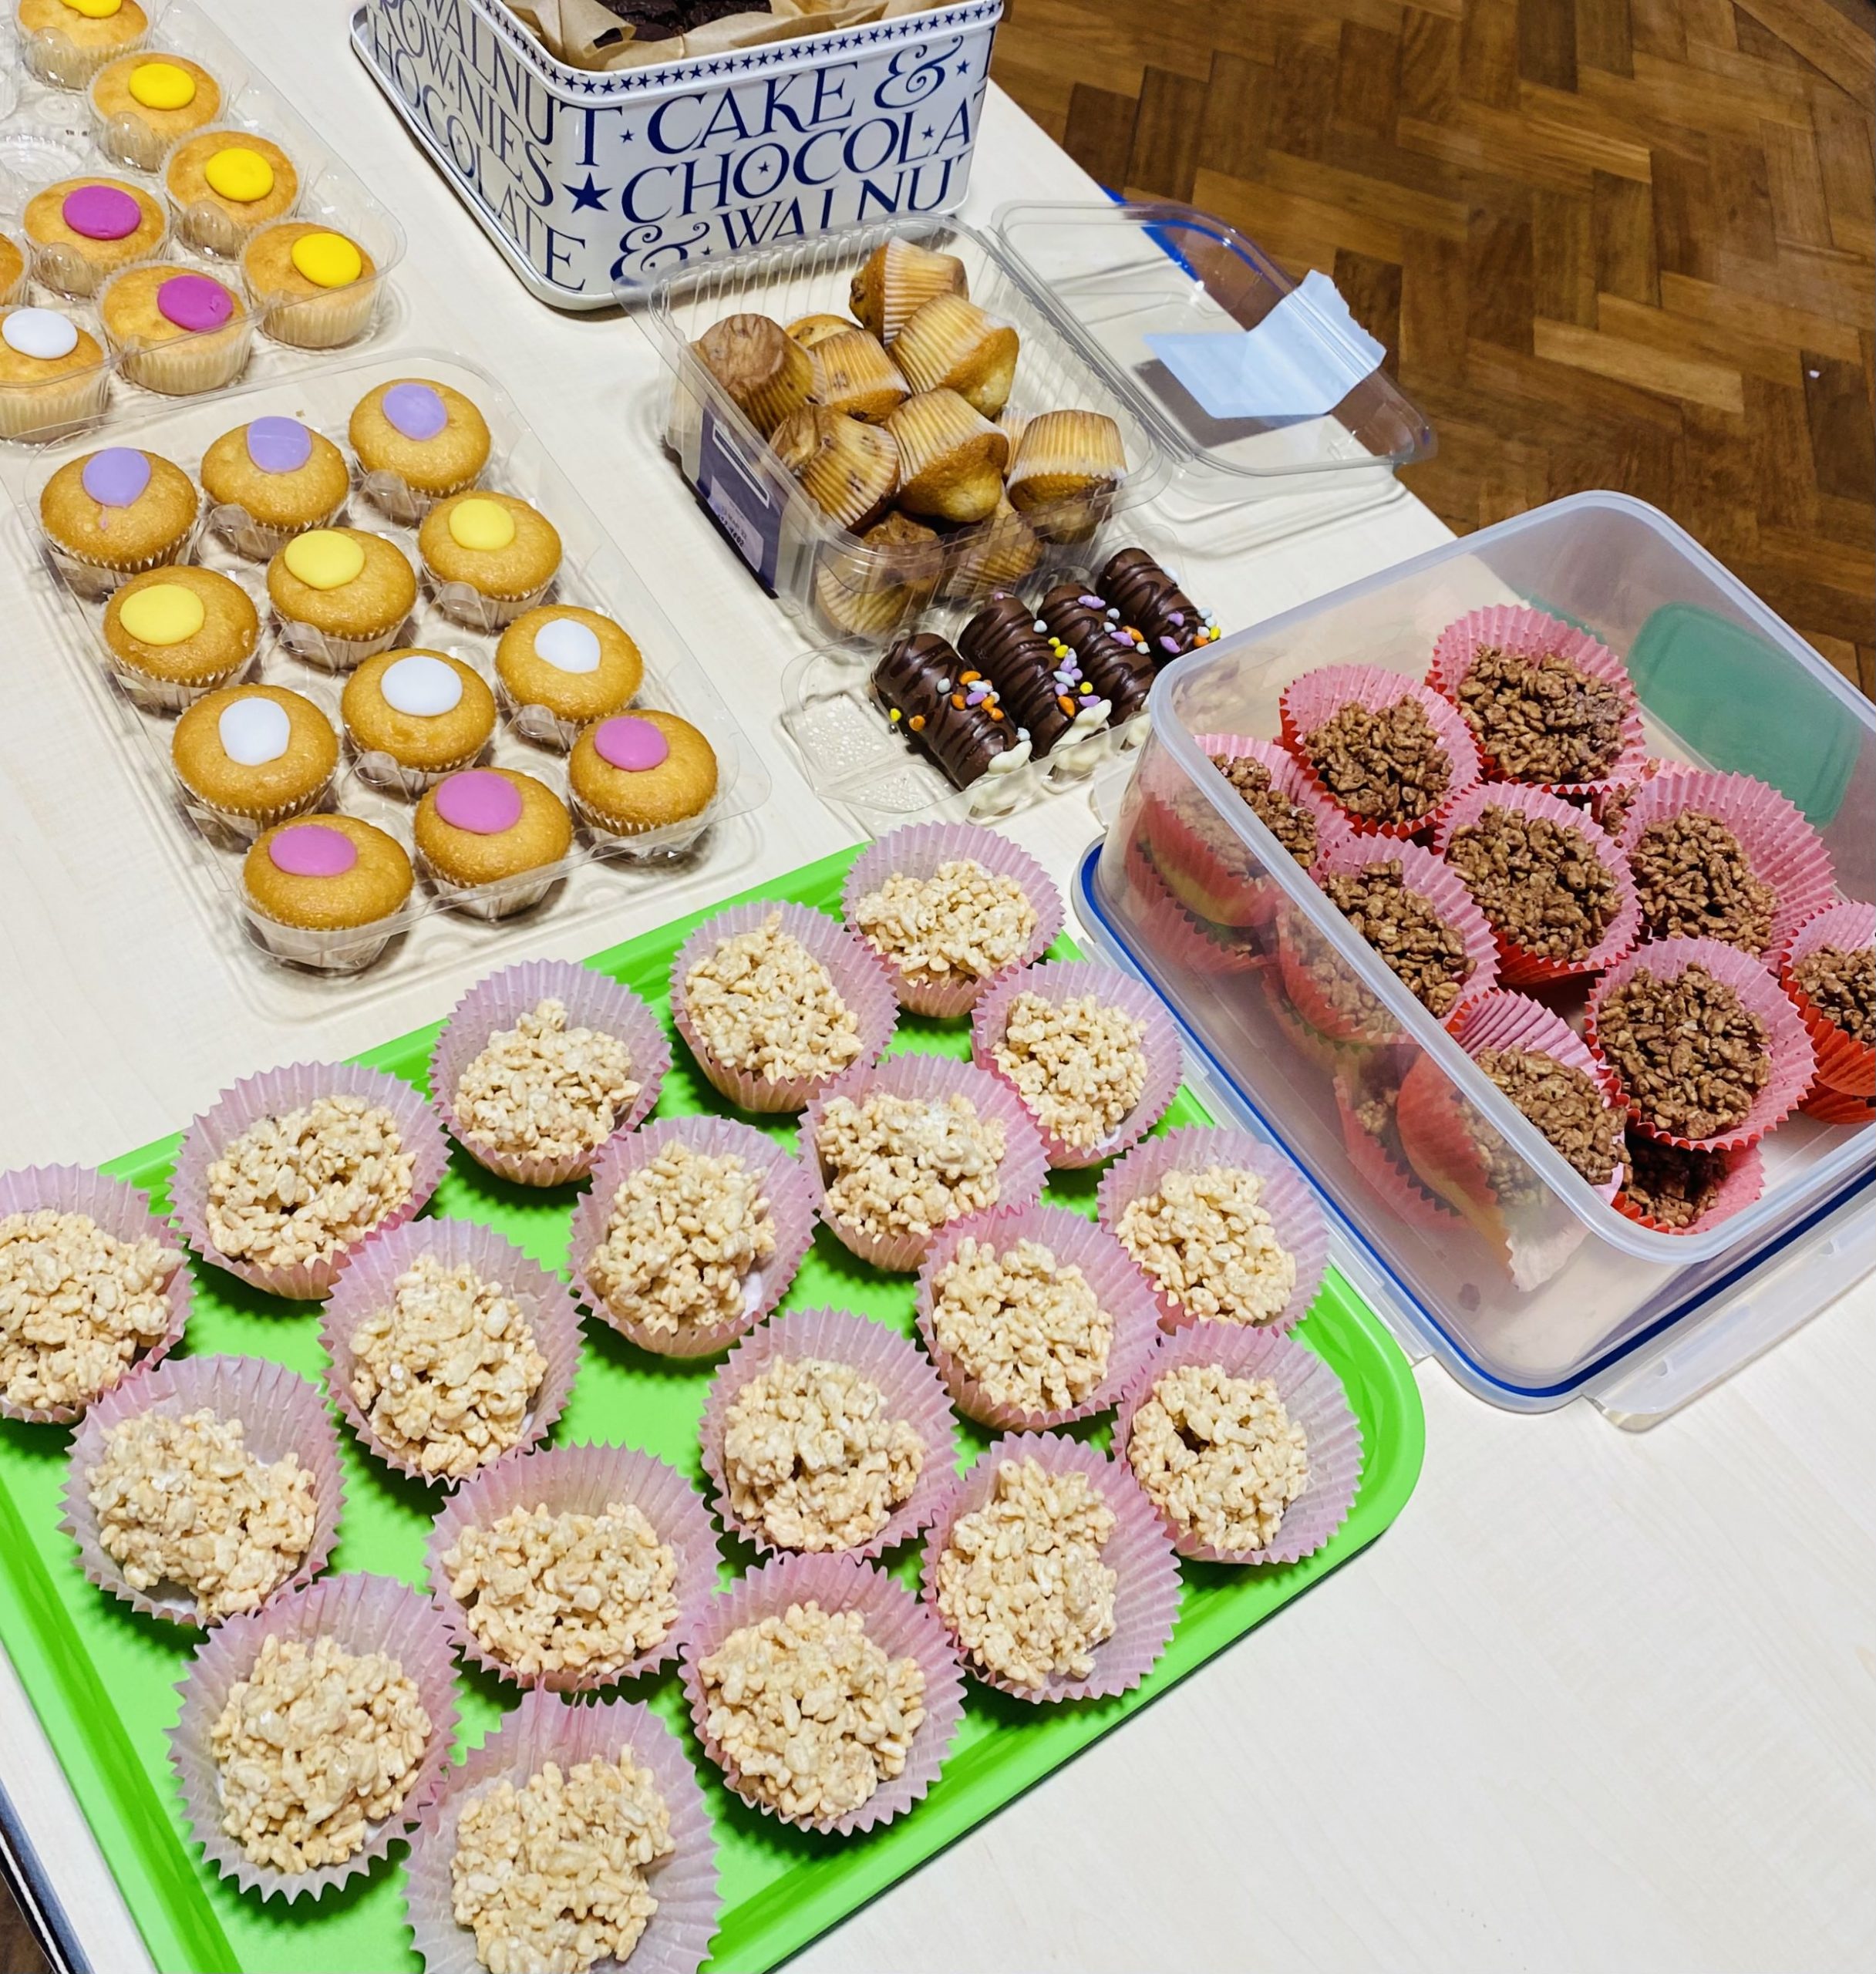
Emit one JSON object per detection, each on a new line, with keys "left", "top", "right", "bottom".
{"left": 992, "top": 0, "right": 1876, "bottom": 697}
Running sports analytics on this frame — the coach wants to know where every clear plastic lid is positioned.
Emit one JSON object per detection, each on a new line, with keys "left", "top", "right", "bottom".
{"left": 992, "top": 199, "right": 1434, "bottom": 503}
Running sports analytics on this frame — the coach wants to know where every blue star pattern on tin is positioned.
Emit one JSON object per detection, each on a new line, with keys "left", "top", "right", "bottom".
{"left": 564, "top": 173, "right": 608, "bottom": 212}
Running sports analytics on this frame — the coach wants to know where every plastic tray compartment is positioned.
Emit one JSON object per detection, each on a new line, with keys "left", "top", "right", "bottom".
{"left": 638, "top": 213, "right": 1174, "bottom": 645}
{"left": 1083, "top": 490, "right": 1875, "bottom": 1409}
{"left": 0, "top": 846, "right": 1424, "bottom": 1974}
{"left": 0, "top": 0, "right": 405, "bottom": 443}
{"left": 18, "top": 349, "right": 770, "bottom": 1002}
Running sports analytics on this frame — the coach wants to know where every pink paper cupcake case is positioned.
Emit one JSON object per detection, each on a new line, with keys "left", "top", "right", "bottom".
{"left": 1278, "top": 664, "right": 1483, "bottom": 837}
{"left": 1426, "top": 604, "right": 1647, "bottom": 795}
{"left": 1396, "top": 991, "right": 1626, "bottom": 1230}
{"left": 169, "top": 1571, "right": 460, "bottom": 1904}
{"left": 63, "top": 1354, "right": 343, "bottom": 1627}
{"left": 427, "top": 959, "right": 672, "bottom": 1187}
{"left": 1281, "top": 837, "right": 1500, "bottom": 1044}
{"left": 568, "top": 1116, "right": 817, "bottom": 1358}
{"left": 801, "top": 1053, "right": 1049, "bottom": 1272}
{"left": 1777, "top": 899, "right": 1873, "bottom": 1099}
{"left": 919, "top": 1432, "right": 1180, "bottom": 1703}
{"left": 1615, "top": 1140, "right": 1767, "bottom": 1235}
{"left": 840, "top": 821, "right": 1064, "bottom": 1018}
{"left": 170, "top": 1063, "right": 450, "bottom": 1301}
{"left": 1113, "top": 1322, "right": 1362, "bottom": 1565}
{"left": 1332, "top": 1075, "right": 1460, "bottom": 1232}
{"left": 1190, "top": 733, "right": 1353, "bottom": 895}
{"left": 424, "top": 1440, "right": 721, "bottom": 1687}
{"left": 1434, "top": 780, "right": 1641, "bottom": 984}
{"left": 698, "top": 1305, "right": 958, "bottom": 1560}
{"left": 1585, "top": 937, "right": 1816, "bottom": 1150}
{"left": 1617, "top": 768, "right": 1836, "bottom": 959}
{"left": 669, "top": 900, "right": 898, "bottom": 1114}
{"left": 320, "top": 1217, "right": 582, "bottom": 1486}
{"left": 0, "top": 1164, "right": 192, "bottom": 1424}
{"left": 914, "top": 1200, "right": 1164, "bottom": 1430}
{"left": 969, "top": 961, "right": 1183, "bottom": 1170}
{"left": 402, "top": 1688, "right": 719, "bottom": 1974}
{"left": 1096, "top": 1126, "right": 1329, "bottom": 1337}
{"left": 679, "top": 1550, "right": 965, "bottom": 1834}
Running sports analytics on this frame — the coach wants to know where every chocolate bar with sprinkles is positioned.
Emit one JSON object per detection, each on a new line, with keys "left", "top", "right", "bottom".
{"left": 1097, "top": 547, "right": 1218, "bottom": 660}
{"left": 1038, "top": 581, "right": 1156, "bottom": 723}
{"left": 958, "top": 592, "right": 1110, "bottom": 758}
{"left": 872, "top": 631, "right": 1033, "bottom": 790}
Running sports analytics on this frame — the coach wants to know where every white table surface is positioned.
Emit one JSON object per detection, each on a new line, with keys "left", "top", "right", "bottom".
{"left": 2, "top": 5, "right": 1874, "bottom": 1969}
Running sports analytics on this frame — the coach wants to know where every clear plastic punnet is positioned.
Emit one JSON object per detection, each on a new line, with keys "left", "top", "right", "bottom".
{"left": 1079, "top": 492, "right": 1875, "bottom": 1413}
{"left": 638, "top": 202, "right": 1434, "bottom": 650}
{"left": 0, "top": 0, "right": 406, "bottom": 443}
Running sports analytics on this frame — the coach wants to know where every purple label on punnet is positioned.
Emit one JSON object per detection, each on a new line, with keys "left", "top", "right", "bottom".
{"left": 247, "top": 416, "right": 312, "bottom": 474}
{"left": 382, "top": 382, "right": 446, "bottom": 441}
{"left": 81, "top": 447, "right": 151, "bottom": 507}
{"left": 696, "top": 406, "right": 783, "bottom": 594}
{"left": 156, "top": 274, "right": 234, "bottom": 332}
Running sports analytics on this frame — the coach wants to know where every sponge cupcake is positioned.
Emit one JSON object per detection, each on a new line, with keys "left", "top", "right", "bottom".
{"left": 493, "top": 604, "right": 642, "bottom": 747}
{"left": 89, "top": 54, "right": 222, "bottom": 172}
{"left": 38, "top": 446, "right": 197, "bottom": 595}
{"left": 349, "top": 379, "right": 490, "bottom": 523}
{"left": 417, "top": 490, "right": 561, "bottom": 630}
{"left": 266, "top": 526, "right": 416, "bottom": 669}
{"left": 98, "top": 264, "right": 250, "bottom": 396}
{"left": 242, "top": 814, "right": 413, "bottom": 970}
{"left": 101, "top": 564, "right": 259, "bottom": 711}
{"left": 568, "top": 710, "right": 718, "bottom": 845}
{"left": 171, "top": 681, "right": 338, "bottom": 840}
{"left": 23, "top": 176, "right": 166, "bottom": 298}
{"left": 414, "top": 766, "right": 573, "bottom": 918}
{"left": 199, "top": 415, "right": 351, "bottom": 557}
{"left": 340, "top": 648, "right": 497, "bottom": 793}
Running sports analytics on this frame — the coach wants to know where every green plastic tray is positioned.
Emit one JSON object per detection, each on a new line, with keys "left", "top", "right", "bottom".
{"left": 0, "top": 844, "right": 1424, "bottom": 1973}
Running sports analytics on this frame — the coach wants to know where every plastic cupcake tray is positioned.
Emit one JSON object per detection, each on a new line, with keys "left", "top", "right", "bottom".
{"left": 0, "top": 0, "right": 406, "bottom": 443}
{"left": 0, "top": 844, "right": 1423, "bottom": 1974}
{"left": 778, "top": 513, "right": 1211, "bottom": 837}
{"left": 15, "top": 349, "right": 771, "bottom": 1009}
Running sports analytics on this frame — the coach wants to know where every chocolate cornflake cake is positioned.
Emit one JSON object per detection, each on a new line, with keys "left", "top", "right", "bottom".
{"left": 1319, "top": 860, "right": 1474, "bottom": 1016}
{"left": 1037, "top": 581, "right": 1155, "bottom": 723}
{"left": 958, "top": 592, "right": 1108, "bottom": 758}
{"left": 1595, "top": 963, "right": 1770, "bottom": 1140}
{"left": 1474, "top": 1046, "right": 1625, "bottom": 1189}
{"left": 1792, "top": 944, "right": 1874, "bottom": 1047}
{"left": 1621, "top": 1134, "right": 1728, "bottom": 1229}
{"left": 1096, "top": 547, "right": 1218, "bottom": 661}
{"left": 1214, "top": 755, "right": 1319, "bottom": 864}
{"left": 872, "top": 631, "right": 1032, "bottom": 791}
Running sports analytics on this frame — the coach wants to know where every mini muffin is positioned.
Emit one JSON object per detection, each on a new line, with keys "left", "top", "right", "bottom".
{"left": 1005, "top": 410, "right": 1127, "bottom": 540}
{"left": 494, "top": 604, "right": 642, "bottom": 745}
{"left": 568, "top": 711, "right": 718, "bottom": 841}
{"left": 770, "top": 406, "right": 898, "bottom": 531}
{"left": 198, "top": 416, "right": 351, "bottom": 555}
{"left": 349, "top": 378, "right": 491, "bottom": 520}
{"left": 0, "top": 305, "right": 109, "bottom": 442}
{"left": 89, "top": 54, "right": 221, "bottom": 170}
{"left": 849, "top": 238, "right": 968, "bottom": 344}
{"left": 18, "top": 0, "right": 149, "bottom": 87}
{"left": 815, "top": 511, "right": 941, "bottom": 637}
{"left": 98, "top": 264, "right": 249, "bottom": 395}
{"left": 0, "top": 236, "right": 25, "bottom": 307}
{"left": 690, "top": 313, "right": 814, "bottom": 436}
{"left": 102, "top": 564, "right": 260, "bottom": 709}
{"left": 786, "top": 312, "right": 856, "bottom": 349}
{"left": 885, "top": 389, "right": 1008, "bottom": 523}
{"left": 890, "top": 295, "right": 1019, "bottom": 417}
{"left": 417, "top": 492, "right": 561, "bottom": 629}
{"left": 414, "top": 767, "right": 574, "bottom": 915}
{"left": 341, "top": 648, "right": 497, "bottom": 790}
{"left": 164, "top": 132, "right": 298, "bottom": 258}
{"left": 243, "top": 815, "right": 414, "bottom": 964}
{"left": 808, "top": 328, "right": 908, "bottom": 423}
{"left": 241, "top": 222, "right": 377, "bottom": 349}
{"left": 266, "top": 527, "right": 417, "bottom": 667}
{"left": 39, "top": 446, "right": 198, "bottom": 588}
{"left": 24, "top": 176, "right": 167, "bottom": 297}
{"left": 172, "top": 682, "right": 338, "bottom": 835}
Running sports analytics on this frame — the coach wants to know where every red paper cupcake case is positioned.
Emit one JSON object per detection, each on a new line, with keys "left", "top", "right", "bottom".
{"left": 1614, "top": 1140, "right": 1767, "bottom": 1235}
{"left": 1777, "top": 900, "right": 1873, "bottom": 1099}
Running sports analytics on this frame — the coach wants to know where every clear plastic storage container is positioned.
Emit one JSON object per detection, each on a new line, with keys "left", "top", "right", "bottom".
{"left": 638, "top": 200, "right": 1434, "bottom": 647}
{"left": 1079, "top": 492, "right": 1874, "bottom": 1410}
